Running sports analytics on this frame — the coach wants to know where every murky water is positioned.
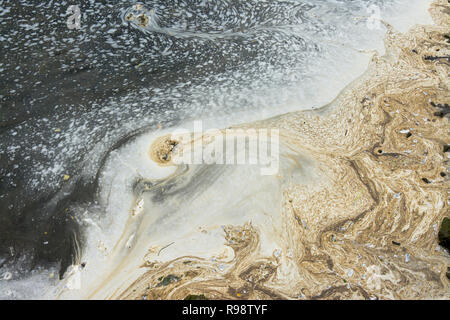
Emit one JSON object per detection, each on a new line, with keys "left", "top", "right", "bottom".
{"left": 0, "top": 0, "right": 432, "bottom": 299}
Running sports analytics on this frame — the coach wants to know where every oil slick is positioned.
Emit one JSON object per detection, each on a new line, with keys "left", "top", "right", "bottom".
{"left": 54, "top": 0, "right": 449, "bottom": 300}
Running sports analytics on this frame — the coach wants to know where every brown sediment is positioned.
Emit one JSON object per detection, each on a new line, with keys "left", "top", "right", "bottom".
{"left": 107, "top": 0, "right": 450, "bottom": 300}
{"left": 125, "top": 13, "right": 134, "bottom": 21}
{"left": 148, "top": 136, "right": 179, "bottom": 165}
{"left": 136, "top": 14, "right": 149, "bottom": 27}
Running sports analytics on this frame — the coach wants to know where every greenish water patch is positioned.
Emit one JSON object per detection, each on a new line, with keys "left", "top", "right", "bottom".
{"left": 184, "top": 294, "right": 208, "bottom": 300}
{"left": 156, "top": 274, "right": 180, "bottom": 287}
{"left": 438, "top": 218, "right": 450, "bottom": 252}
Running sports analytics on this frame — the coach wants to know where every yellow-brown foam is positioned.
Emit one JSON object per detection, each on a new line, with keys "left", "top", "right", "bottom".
{"left": 112, "top": 0, "right": 450, "bottom": 300}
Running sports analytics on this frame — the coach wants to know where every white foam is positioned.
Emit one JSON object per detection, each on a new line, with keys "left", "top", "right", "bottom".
{"left": 3, "top": 0, "right": 434, "bottom": 299}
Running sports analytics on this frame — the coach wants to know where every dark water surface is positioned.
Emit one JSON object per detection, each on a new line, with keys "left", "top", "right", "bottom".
{"left": 1, "top": 0, "right": 310, "bottom": 278}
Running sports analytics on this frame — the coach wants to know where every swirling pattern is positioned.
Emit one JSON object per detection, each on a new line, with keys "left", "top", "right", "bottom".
{"left": 56, "top": 0, "right": 449, "bottom": 300}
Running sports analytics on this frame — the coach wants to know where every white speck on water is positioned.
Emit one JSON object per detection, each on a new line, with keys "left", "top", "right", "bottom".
{"left": 2, "top": 272, "right": 13, "bottom": 280}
